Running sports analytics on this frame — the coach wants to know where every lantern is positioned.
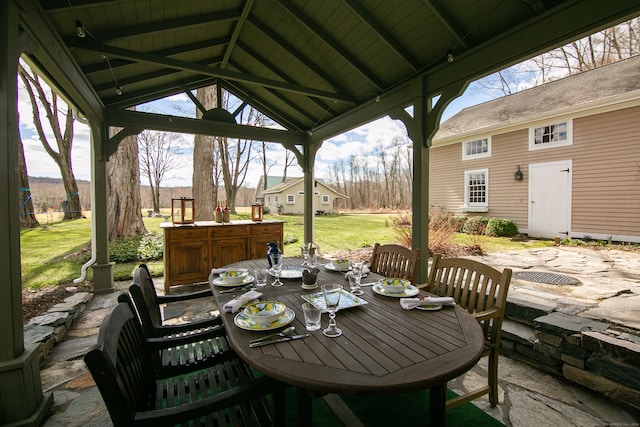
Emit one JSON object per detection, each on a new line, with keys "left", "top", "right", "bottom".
{"left": 251, "top": 203, "right": 263, "bottom": 222}
{"left": 171, "top": 198, "right": 195, "bottom": 224}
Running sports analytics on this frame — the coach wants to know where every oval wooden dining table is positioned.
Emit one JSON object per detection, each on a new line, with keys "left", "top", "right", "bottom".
{"left": 212, "top": 257, "right": 484, "bottom": 427}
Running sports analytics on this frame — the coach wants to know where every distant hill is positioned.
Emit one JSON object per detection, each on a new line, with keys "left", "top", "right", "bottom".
{"left": 26, "top": 176, "right": 256, "bottom": 211}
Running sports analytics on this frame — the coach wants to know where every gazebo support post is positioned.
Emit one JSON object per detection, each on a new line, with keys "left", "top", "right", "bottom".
{"left": 0, "top": 2, "right": 53, "bottom": 424}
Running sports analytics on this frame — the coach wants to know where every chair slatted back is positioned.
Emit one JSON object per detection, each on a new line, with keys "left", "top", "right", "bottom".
{"left": 84, "top": 302, "right": 154, "bottom": 426}
{"left": 131, "top": 263, "right": 164, "bottom": 338}
{"left": 369, "top": 243, "right": 420, "bottom": 284}
{"left": 428, "top": 254, "right": 511, "bottom": 351}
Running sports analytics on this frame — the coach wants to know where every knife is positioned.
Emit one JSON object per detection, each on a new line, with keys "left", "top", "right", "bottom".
{"left": 249, "top": 334, "right": 309, "bottom": 348}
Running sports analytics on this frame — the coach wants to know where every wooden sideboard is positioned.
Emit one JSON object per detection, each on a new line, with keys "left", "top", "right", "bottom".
{"left": 160, "top": 220, "right": 284, "bottom": 293}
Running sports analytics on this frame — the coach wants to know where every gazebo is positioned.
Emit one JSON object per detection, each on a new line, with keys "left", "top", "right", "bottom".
{"left": 3, "top": 0, "right": 640, "bottom": 424}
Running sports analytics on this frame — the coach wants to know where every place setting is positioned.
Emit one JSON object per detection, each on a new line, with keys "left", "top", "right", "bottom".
{"left": 399, "top": 295, "right": 456, "bottom": 311}
{"left": 208, "top": 269, "right": 259, "bottom": 294}
{"left": 371, "top": 277, "right": 420, "bottom": 298}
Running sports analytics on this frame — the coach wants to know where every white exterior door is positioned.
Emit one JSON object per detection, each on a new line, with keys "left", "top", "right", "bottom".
{"left": 528, "top": 160, "right": 572, "bottom": 239}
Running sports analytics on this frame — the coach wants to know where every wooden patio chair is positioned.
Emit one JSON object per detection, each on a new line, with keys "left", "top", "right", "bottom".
{"left": 426, "top": 254, "right": 512, "bottom": 409}
{"left": 85, "top": 301, "right": 285, "bottom": 426}
{"left": 117, "top": 263, "right": 236, "bottom": 378}
{"left": 368, "top": 243, "right": 420, "bottom": 284}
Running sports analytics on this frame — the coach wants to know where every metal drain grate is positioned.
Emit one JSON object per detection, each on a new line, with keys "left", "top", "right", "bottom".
{"left": 513, "top": 271, "right": 581, "bottom": 286}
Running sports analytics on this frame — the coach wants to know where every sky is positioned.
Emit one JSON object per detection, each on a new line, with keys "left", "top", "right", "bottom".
{"left": 17, "top": 74, "right": 493, "bottom": 189}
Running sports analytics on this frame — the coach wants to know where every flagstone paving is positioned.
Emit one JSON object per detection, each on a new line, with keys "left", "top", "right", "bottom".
{"left": 38, "top": 247, "right": 640, "bottom": 426}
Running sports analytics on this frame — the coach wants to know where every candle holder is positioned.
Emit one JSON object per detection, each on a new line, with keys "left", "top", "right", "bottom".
{"left": 171, "top": 198, "right": 194, "bottom": 224}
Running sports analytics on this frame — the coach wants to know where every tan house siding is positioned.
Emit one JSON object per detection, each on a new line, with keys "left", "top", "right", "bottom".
{"left": 571, "top": 107, "right": 640, "bottom": 238}
{"left": 430, "top": 104, "right": 640, "bottom": 241}
{"left": 429, "top": 130, "right": 531, "bottom": 231}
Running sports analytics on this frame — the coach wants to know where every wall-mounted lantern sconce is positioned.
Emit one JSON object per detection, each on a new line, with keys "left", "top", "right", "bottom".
{"left": 514, "top": 165, "right": 524, "bottom": 181}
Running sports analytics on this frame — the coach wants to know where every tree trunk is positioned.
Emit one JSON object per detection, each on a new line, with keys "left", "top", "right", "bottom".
{"left": 107, "top": 128, "right": 146, "bottom": 240}
{"left": 193, "top": 86, "right": 217, "bottom": 221}
{"left": 18, "top": 134, "right": 39, "bottom": 228}
{"left": 18, "top": 65, "right": 83, "bottom": 219}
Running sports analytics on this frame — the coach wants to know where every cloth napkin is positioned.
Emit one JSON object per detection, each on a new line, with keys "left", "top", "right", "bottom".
{"left": 400, "top": 296, "right": 455, "bottom": 310}
{"left": 223, "top": 290, "right": 263, "bottom": 313}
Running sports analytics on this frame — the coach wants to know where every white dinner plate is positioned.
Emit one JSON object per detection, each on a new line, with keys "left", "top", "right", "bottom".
{"left": 269, "top": 266, "right": 304, "bottom": 279}
{"left": 372, "top": 283, "right": 419, "bottom": 298}
{"left": 415, "top": 304, "right": 443, "bottom": 311}
{"left": 324, "top": 263, "right": 351, "bottom": 272}
{"left": 212, "top": 275, "right": 255, "bottom": 287}
{"left": 234, "top": 308, "right": 295, "bottom": 331}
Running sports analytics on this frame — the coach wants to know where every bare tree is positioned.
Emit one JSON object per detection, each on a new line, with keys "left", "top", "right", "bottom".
{"left": 476, "top": 18, "right": 640, "bottom": 97}
{"left": 17, "top": 125, "right": 39, "bottom": 228}
{"left": 107, "top": 125, "right": 147, "bottom": 240}
{"left": 138, "top": 130, "right": 183, "bottom": 213}
{"left": 18, "top": 63, "right": 82, "bottom": 220}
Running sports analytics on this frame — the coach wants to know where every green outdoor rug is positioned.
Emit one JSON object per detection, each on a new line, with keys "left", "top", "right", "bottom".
{"left": 283, "top": 387, "right": 504, "bottom": 426}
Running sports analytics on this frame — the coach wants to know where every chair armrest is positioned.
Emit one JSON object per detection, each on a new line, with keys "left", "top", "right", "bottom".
{"left": 133, "top": 376, "right": 284, "bottom": 426}
{"left": 156, "top": 288, "right": 212, "bottom": 303}
{"left": 472, "top": 307, "right": 500, "bottom": 322}
{"left": 153, "top": 317, "right": 223, "bottom": 336}
{"left": 151, "top": 323, "right": 226, "bottom": 341}
{"left": 145, "top": 328, "right": 228, "bottom": 349}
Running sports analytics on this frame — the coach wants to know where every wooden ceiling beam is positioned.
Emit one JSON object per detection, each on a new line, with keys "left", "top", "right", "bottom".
{"left": 274, "top": 0, "right": 385, "bottom": 90}
{"left": 341, "top": 0, "right": 421, "bottom": 71}
{"left": 67, "top": 38, "right": 356, "bottom": 103}
{"left": 82, "top": 37, "right": 230, "bottom": 75}
{"left": 246, "top": 16, "right": 354, "bottom": 98}
{"left": 105, "top": 108, "right": 306, "bottom": 145}
{"left": 64, "top": 8, "right": 242, "bottom": 43}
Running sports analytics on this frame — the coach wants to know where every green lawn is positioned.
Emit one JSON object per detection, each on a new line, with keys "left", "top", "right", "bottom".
{"left": 19, "top": 212, "right": 551, "bottom": 289}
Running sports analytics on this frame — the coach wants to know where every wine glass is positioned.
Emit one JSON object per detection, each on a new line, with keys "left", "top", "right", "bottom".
{"left": 349, "top": 261, "right": 364, "bottom": 295}
{"left": 322, "top": 284, "right": 343, "bottom": 338}
{"left": 301, "top": 242, "right": 311, "bottom": 266}
{"left": 269, "top": 253, "right": 283, "bottom": 287}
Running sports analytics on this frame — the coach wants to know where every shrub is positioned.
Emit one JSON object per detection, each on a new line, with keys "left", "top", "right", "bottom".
{"left": 485, "top": 217, "right": 518, "bottom": 237}
{"left": 109, "top": 236, "right": 141, "bottom": 263}
{"left": 392, "top": 212, "right": 413, "bottom": 247}
{"left": 262, "top": 205, "right": 271, "bottom": 214}
{"left": 283, "top": 233, "right": 298, "bottom": 245}
{"left": 138, "top": 232, "right": 164, "bottom": 261}
{"left": 449, "top": 216, "right": 467, "bottom": 232}
{"left": 462, "top": 216, "right": 488, "bottom": 235}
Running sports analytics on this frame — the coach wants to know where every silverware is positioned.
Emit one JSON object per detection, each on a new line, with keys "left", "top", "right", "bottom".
{"left": 219, "top": 285, "right": 254, "bottom": 294}
{"left": 249, "top": 326, "right": 296, "bottom": 344}
{"left": 249, "top": 334, "right": 309, "bottom": 348}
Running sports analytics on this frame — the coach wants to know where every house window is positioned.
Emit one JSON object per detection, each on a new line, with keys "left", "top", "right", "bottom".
{"left": 321, "top": 195, "right": 329, "bottom": 204}
{"left": 267, "top": 196, "right": 271, "bottom": 203}
{"left": 529, "top": 120, "right": 572, "bottom": 150}
{"left": 462, "top": 137, "right": 491, "bottom": 160}
{"left": 464, "top": 169, "right": 488, "bottom": 211}
{"left": 314, "top": 191, "right": 319, "bottom": 196}
{"left": 286, "top": 194, "right": 295, "bottom": 204}
{"left": 297, "top": 191, "right": 304, "bottom": 196}
{"left": 274, "top": 196, "right": 279, "bottom": 202}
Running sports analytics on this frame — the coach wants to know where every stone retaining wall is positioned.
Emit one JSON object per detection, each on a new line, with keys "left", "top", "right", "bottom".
{"left": 23, "top": 292, "right": 93, "bottom": 364}
{"left": 503, "top": 296, "right": 640, "bottom": 411}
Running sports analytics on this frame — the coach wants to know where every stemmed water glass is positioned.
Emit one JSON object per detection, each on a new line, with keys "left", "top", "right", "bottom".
{"left": 301, "top": 242, "right": 311, "bottom": 266}
{"left": 322, "top": 284, "right": 343, "bottom": 338}
{"left": 349, "top": 261, "right": 364, "bottom": 295}
{"left": 269, "top": 253, "right": 284, "bottom": 287}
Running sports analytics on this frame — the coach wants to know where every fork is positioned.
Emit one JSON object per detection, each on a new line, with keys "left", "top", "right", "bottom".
{"left": 219, "top": 285, "right": 254, "bottom": 294}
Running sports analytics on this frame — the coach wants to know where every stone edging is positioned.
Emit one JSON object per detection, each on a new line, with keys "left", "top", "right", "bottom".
{"left": 23, "top": 291, "right": 93, "bottom": 364}
{"left": 503, "top": 296, "right": 640, "bottom": 412}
